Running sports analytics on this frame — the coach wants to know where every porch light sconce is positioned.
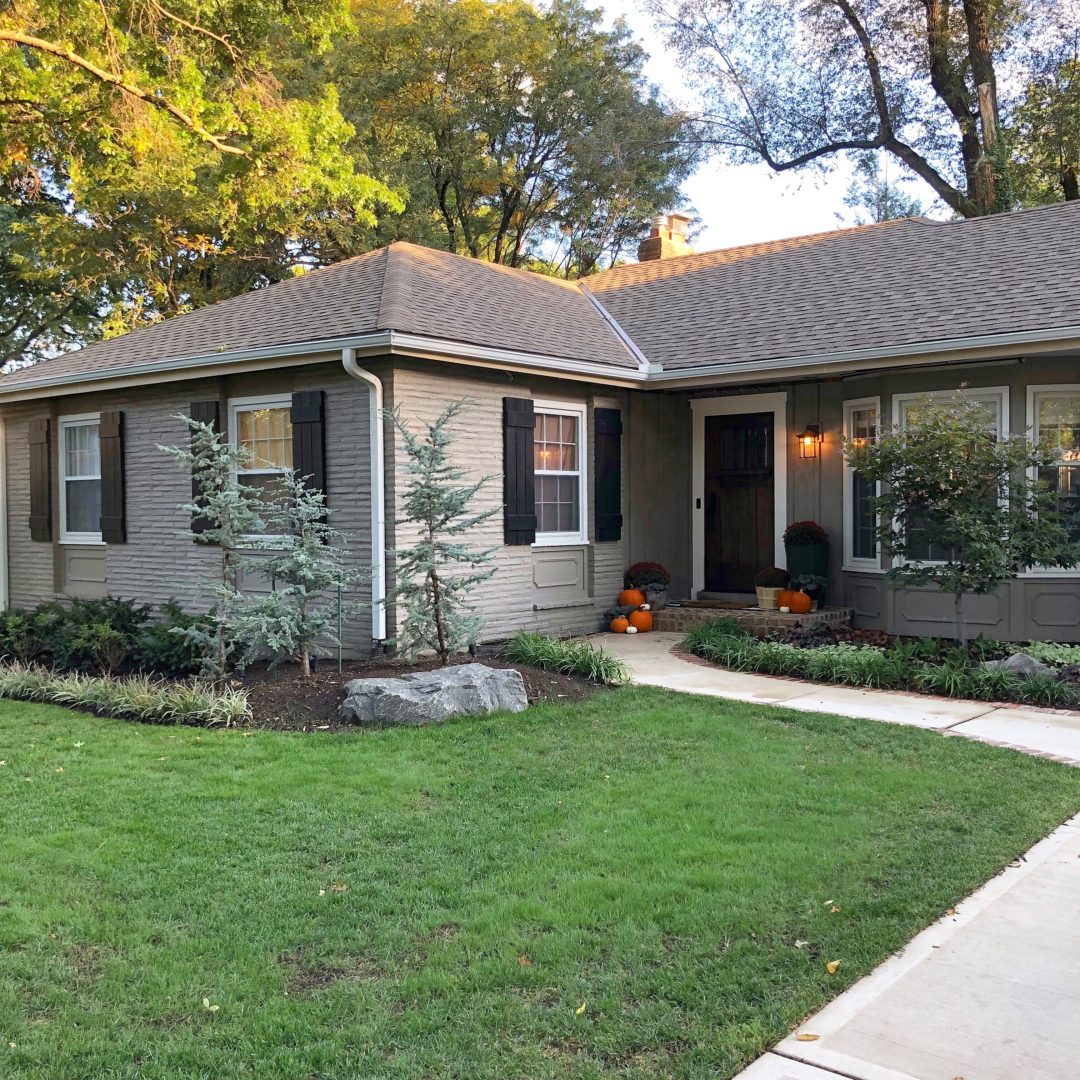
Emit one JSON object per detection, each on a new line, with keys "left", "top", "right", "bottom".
{"left": 797, "top": 424, "right": 823, "bottom": 459}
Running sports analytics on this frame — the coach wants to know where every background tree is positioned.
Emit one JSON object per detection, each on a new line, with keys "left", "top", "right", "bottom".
{"left": 840, "top": 153, "right": 926, "bottom": 224}
{"left": 846, "top": 391, "right": 1080, "bottom": 646}
{"left": 654, "top": 0, "right": 1032, "bottom": 217}
{"left": 234, "top": 472, "right": 368, "bottom": 677}
{"left": 1, "top": 0, "right": 398, "bottom": 366}
{"left": 1007, "top": 17, "right": 1080, "bottom": 205}
{"left": 335, "top": 0, "right": 694, "bottom": 274}
{"left": 387, "top": 400, "right": 497, "bottom": 665}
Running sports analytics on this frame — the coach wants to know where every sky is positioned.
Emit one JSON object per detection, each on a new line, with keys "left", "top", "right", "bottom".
{"left": 588, "top": 0, "right": 935, "bottom": 252}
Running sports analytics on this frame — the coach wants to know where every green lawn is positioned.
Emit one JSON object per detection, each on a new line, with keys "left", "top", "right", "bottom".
{"left": 2, "top": 689, "right": 1079, "bottom": 1079}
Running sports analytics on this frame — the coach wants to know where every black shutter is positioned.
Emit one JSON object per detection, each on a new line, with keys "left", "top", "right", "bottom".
{"left": 503, "top": 396, "right": 536, "bottom": 545}
{"left": 594, "top": 407, "right": 623, "bottom": 542}
{"left": 291, "top": 391, "right": 325, "bottom": 496}
{"left": 28, "top": 418, "right": 52, "bottom": 543}
{"left": 189, "top": 400, "right": 220, "bottom": 537}
{"left": 99, "top": 410, "right": 126, "bottom": 544}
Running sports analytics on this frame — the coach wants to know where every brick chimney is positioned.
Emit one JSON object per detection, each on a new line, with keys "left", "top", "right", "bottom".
{"left": 637, "top": 213, "right": 694, "bottom": 262}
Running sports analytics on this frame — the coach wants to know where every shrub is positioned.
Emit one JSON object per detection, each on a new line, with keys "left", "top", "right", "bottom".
{"left": 782, "top": 520, "right": 828, "bottom": 545}
{"left": 1013, "top": 641, "right": 1080, "bottom": 667}
{"left": 0, "top": 661, "right": 250, "bottom": 727}
{"left": 137, "top": 600, "right": 218, "bottom": 677}
{"left": 500, "top": 632, "right": 628, "bottom": 685}
{"left": 1014, "top": 672, "right": 1077, "bottom": 709}
{"left": 912, "top": 660, "right": 975, "bottom": 699}
{"left": 752, "top": 566, "right": 789, "bottom": 588}
{"left": 624, "top": 562, "right": 672, "bottom": 589}
{"left": 968, "top": 666, "right": 1020, "bottom": 702}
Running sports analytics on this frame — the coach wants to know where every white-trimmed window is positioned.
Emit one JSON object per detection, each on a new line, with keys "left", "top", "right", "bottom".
{"left": 229, "top": 395, "right": 293, "bottom": 511}
{"left": 533, "top": 401, "right": 587, "bottom": 545}
{"left": 843, "top": 397, "right": 880, "bottom": 571}
{"left": 893, "top": 386, "right": 1008, "bottom": 563}
{"left": 59, "top": 413, "right": 102, "bottom": 543}
{"left": 1030, "top": 386, "right": 1080, "bottom": 548}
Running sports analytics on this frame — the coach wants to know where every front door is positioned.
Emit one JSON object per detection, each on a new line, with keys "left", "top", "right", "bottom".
{"left": 703, "top": 412, "right": 774, "bottom": 592}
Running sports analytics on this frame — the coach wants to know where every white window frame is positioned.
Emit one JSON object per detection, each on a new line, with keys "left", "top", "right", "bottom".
{"left": 532, "top": 399, "right": 588, "bottom": 547}
{"left": 228, "top": 393, "right": 294, "bottom": 542}
{"left": 58, "top": 412, "right": 103, "bottom": 545}
{"left": 842, "top": 396, "right": 882, "bottom": 573}
{"left": 891, "top": 386, "right": 1009, "bottom": 566}
{"left": 1024, "top": 384, "right": 1080, "bottom": 577}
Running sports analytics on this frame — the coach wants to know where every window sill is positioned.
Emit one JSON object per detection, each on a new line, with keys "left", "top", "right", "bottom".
{"left": 843, "top": 563, "right": 884, "bottom": 575}
{"left": 59, "top": 538, "right": 105, "bottom": 547}
{"left": 532, "top": 538, "right": 589, "bottom": 549}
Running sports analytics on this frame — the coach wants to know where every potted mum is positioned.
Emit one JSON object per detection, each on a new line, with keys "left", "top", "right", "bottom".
{"left": 753, "top": 566, "right": 789, "bottom": 609}
{"left": 783, "top": 521, "right": 829, "bottom": 606}
{"left": 624, "top": 562, "right": 672, "bottom": 610}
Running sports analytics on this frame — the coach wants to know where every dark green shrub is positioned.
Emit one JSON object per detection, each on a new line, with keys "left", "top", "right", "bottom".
{"left": 0, "top": 609, "right": 51, "bottom": 664}
{"left": 968, "top": 666, "right": 1019, "bottom": 702}
{"left": 913, "top": 660, "right": 975, "bottom": 699}
{"left": 49, "top": 598, "right": 151, "bottom": 673}
{"left": 1015, "top": 673, "right": 1076, "bottom": 709}
{"left": 138, "top": 600, "right": 217, "bottom": 676}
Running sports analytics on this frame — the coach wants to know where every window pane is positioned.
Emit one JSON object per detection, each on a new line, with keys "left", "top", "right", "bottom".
{"left": 237, "top": 472, "right": 286, "bottom": 513}
{"left": 64, "top": 423, "right": 100, "bottom": 479}
{"left": 535, "top": 472, "right": 579, "bottom": 534}
{"left": 852, "top": 471, "right": 876, "bottom": 560}
{"left": 66, "top": 478, "right": 101, "bottom": 534}
{"left": 1038, "top": 396, "right": 1080, "bottom": 463}
{"left": 533, "top": 411, "right": 578, "bottom": 474}
{"left": 237, "top": 407, "right": 292, "bottom": 470}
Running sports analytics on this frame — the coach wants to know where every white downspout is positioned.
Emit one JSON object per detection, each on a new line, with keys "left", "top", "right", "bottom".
{"left": 0, "top": 416, "right": 7, "bottom": 610}
{"left": 341, "top": 348, "right": 387, "bottom": 644}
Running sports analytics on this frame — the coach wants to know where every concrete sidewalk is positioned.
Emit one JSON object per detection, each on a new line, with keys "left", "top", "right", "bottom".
{"left": 597, "top": 631, "right": 1080, "bottom": 1080}
{"left": 598, "top": 631, "right": 1080, "bottom": 765}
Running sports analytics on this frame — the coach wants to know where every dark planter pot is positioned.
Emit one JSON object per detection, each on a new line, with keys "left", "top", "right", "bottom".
{"left": 785, "top": 541, "right": 829, "bottom": 604}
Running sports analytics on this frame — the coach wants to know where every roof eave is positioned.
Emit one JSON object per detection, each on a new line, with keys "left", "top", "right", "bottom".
{"left": 0, "top": 329, "right": 645, "bottom": 403}
{"left": 648, "top": 325, "right": 1080, "bottom": 388}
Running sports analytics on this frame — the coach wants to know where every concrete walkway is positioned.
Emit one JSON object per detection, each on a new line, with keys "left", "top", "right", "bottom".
{"left": 598, "top": 631, "right": 1080, "bottom": 765}
{"left": 597, "top": 631, "right": 1080, "bottom": 1079}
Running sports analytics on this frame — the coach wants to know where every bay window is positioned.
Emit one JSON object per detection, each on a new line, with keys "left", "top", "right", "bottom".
{"left": 533, "top": 402, "right": 587, "bottom": 544}
{"left": 59, "top": 414, "right": 102, "bottom": 543}
{"left": 1030, "top": 387, "right": 1080, "bottom": 543}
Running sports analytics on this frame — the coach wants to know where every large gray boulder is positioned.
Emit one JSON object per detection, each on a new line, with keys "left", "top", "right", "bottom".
{"left": 340, "top": 663, "right": 528, "bottom": 727}
{"left": 982, "top": 652, "right": 1054, "bottom": 679}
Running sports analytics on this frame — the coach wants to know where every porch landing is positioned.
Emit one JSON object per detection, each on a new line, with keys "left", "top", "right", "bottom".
{"left": 653, "top": 603, "right": 851, "bottom": 636}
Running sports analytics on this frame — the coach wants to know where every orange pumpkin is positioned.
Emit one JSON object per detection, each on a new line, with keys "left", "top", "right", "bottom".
{"left": 628, "top": 609, "right": 653, "bottom": 633}
{"left": 619, "top": 588, "right": 646, "bottom": 608}
{"left": 776, "top": 589, "right": 798, "bottom": 609}
{"left": 610, "top": 616, "right": 630, "bottom": 634}
{"left": 786, "top": 591, "right": 813, "bottom": 615}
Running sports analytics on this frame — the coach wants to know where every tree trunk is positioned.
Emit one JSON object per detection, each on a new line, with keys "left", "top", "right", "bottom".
{"left": 1063, "top": 164, "right": 1079, "bottom": 202}
{"left": 954, "top": 589, "right": 967, "bottom": 648}
{"left": 429, "top": 567, "right": 448, "bottom": 664}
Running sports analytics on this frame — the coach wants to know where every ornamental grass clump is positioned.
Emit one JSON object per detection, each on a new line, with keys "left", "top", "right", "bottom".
{"left": 0, "top": 662, "right": 250, "bottom": 727}
{"left": 500, "top": 631, "right": 629, "bottom": 685}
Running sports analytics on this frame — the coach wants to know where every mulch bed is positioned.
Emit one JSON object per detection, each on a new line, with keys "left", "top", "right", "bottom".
{"left": 239, "top": 652, "right": 600, "bottom": 731}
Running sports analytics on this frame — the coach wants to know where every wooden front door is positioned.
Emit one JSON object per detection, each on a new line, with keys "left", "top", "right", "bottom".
{"left": 704, "top": 412, "right": 774, "bottom": 592}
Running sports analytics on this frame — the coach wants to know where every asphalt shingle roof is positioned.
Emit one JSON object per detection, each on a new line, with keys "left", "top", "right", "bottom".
{"left": 4, "top": 201, "right": 1079, "bottom": 394}
{"left": 585, "top": 202, "right": 1080, "bottom": 371}
{"left": 0, "top": 241, "right": 638, "bottom": 391}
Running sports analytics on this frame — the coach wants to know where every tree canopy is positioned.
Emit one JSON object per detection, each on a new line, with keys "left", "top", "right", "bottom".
{"left": 1, "top": 0, "right": 693, "bottom": 366}
{"left": 655, "top": 0, "right": 1078, "bottom": 218}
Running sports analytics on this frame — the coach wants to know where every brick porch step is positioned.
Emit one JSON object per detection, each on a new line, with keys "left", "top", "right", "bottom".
{"left": 653, "top": 604, "right": 852, "bottom": 636}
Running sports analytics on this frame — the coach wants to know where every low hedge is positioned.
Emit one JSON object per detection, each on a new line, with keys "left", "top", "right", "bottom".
{"left": 684, "top": 620, "right": 1080, "bottom": 709}
{"left": 0, "top": 662, "right": 251, "bottom": 727}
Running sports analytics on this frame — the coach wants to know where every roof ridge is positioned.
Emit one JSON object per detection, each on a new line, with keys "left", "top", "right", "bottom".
{"left": 376, "top": 245, "right": 412, "bottom": 330}
{"left": 589, "top": 217, "right": 918, "bottom": 282}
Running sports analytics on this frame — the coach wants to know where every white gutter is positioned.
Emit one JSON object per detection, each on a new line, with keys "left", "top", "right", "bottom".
{"left": 0, "top": 415, "right": 7, "bottom": 610}
{"left": 341, "top": 348, "right": 387, "bottom": 645}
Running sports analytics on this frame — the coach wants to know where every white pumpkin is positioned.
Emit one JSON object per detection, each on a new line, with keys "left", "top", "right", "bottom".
{"left": 625, "top": 625, "right": 639, "bottom": 634}
{"left": 779, "top": 606, "right": 791, "bottom": 614}
{"left": 640, "top": 603, "right": 651, "bottom": 611}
